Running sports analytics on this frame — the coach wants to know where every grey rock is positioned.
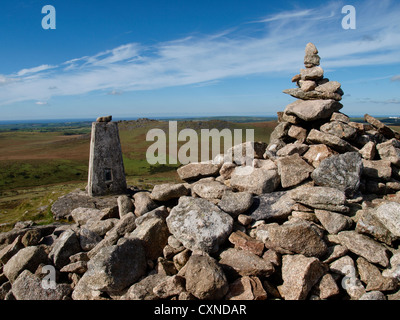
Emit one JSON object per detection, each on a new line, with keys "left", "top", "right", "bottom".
{"left": 0, "top": 236, "right": 24, "bottom": 265}
{"left": 166, "top": 197, "right": 233, "bottom": 253}
{"left": 150, "top": 183, "right": 189, "bottom": 201}
{"left": 276, "top": 143, "right": 309, "bottom": 157}
{"left": 117, "top": 195, "right": 134, "bottom": 217}
{"left": 49, "top": 229, "right": 81, "bottom": 269}
{"left": 185, "top": 254, "right": 229, "bottom": 300}
{"left": 192, "top": 181, "right": 228, "bottom": 199}
{"left": 79, "top": 228, "right": 102, "bottom": 251}
{"left": 133, "top": 191, "right": 158, "bottom": 216}
{"left": 71, "top": 207, "right": 102, "bottom": 225}
{"left": 337, "top": 231, "right": 389, "bottom": 267}
{"left": 129, "top": 206, "right": 170, "bottom": 260}
{"left": 218, "top": 191, "right": 254, "bottom": 217}
{"left": 311, "top": 152, "right": 363, "bottom": 197}
{"left": 177, "top": 163, "right": 220, "bottom": 181}
{"left": 285, "top": 99, "right": 342, "bottom": 122}
{"left": 51, "top": 190, "right": 118, "bottom": 220}
{"left": 12, "top": 270, "right": 72, "bottom": 300}
{"left": 289, "top": 186, "right": 349, "bottom": 212}
{"left": 269, "top": 122, "right": 291, "bottom": 143}
{"left": 230, "top": 167, "right": 280, "bottom": 195}
{"left": 299, "top": 80, "right": 317, "bottom": 92}
{"left": 3, "top": 246, "right": 48, "bottom": 283}
{"left": 320, "top": 121, "right": 357, "bottom": 140}
{"left": 248, "top": 191, "right": 295, "bottom": 221}
{"left": 83, "top": 237, "right": 146, "bottom": 292}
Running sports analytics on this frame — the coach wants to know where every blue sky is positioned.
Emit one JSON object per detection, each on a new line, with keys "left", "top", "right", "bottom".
{"left": 0, "top": 0, "right": 400, "bottom": 120}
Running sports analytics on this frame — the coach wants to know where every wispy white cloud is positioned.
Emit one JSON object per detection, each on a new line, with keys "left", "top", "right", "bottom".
{"left": 16, "top": 64, "right": 56, "bottom": 77}
{"left": 0, "top": 0, "right": 399, "bottom": 106}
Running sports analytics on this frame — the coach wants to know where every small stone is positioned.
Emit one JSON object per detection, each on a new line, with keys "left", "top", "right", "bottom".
{"left": 337, "top": 231, "right": 389, "bottom": 267}
{"left": 228, "top": 230, "right": 264, "bottom": 256}
{"left": 230, "top": 167, "right": 280, "bottom": 195}
{"left": 192, "top": 181, "right": 228, "bottom": 199}
{"left": 49, "top": 229, "right": 81, "bottom": 269}
{"left": 117, "top": 195, "right": 134, "bottom": 218}
{"left": 313, "top": 273, "right": 340, "bottom": 299}
{"left": 303, "top": 144, "right": 336, "bottom": 168}
{"left": 376, "top": 139, "right": 400, "bottom": 166}
{"left": 359, "top": 141, "right": 376, "bottom": 160}
{"left": 96, "top": 115, "right": 112, "bottom": 122}
{"left": 177, "top": 163, "right": 220, "bottom": 181}
{"left": 219, "top": 248, "right": 275, "bottom": 278}
{"left": 299, "top": 80, "right": 317, "bottom": 92}
{"left": 153, "top": 275, "right": 186, "bottom": 299}
{"left": 330, "top": 112, "right": 349, "bottom": 123}
{"left": 248, "top": 191, "right": 296, "bottom": 221}
{"left": 218, "top": 191, "right": 253, "bottom": 216}
{"left": 150, "top": 183, "right": 189, "bottom": 201}
{"left": 277, "top": 154, "right": 314, "bottom": 188}
{"left": 364, "top": 114, "right": 395, "bottom": 139}
{"left": 133, "top": 192, "right": 158, "bottom": 216}
{"left": 185, "top": 254, "right": 228, "bottom": 300}
{"left": 315, "top": 210, "right": 352, "bottom": 234}
{"left": 279, "top": 254, "right": 326, "bottom": 300}
{"left": 288, "top": 125, "right": 307, "bottom": 143}
{"left": 300, "top": 66, "right": 324, "bottom": 80}
{"left": 219, "top": 162, "right": 236, "bottom": 180}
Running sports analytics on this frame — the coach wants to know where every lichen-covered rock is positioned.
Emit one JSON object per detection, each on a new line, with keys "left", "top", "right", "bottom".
{"left": 166, "top": 197, "right": 233, "bottom": 253}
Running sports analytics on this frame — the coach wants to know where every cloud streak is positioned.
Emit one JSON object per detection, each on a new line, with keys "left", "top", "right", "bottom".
{"left": 0, "top": 0, "right": 399, "bottom": 106}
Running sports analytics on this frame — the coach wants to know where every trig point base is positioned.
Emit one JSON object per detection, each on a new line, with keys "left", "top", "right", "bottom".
{"left": 87, "top": 119, "right": 127, "bottom": 197}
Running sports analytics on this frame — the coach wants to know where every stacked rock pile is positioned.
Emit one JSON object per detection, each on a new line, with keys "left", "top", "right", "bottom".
{"left": 1, "top": 43, "right": 400, "bottom": 301}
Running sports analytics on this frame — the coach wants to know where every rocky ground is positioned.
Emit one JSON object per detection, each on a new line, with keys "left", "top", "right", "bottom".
{"left": 1, "top": 43, "right": 400, "bottom": 300}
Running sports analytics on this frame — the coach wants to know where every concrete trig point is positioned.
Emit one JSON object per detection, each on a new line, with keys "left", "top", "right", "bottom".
{"left": 87, "top": 115, "right": 127, "bottom": 196}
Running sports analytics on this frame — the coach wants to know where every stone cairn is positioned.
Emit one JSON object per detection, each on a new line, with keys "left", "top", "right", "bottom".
{"left": 1, "top": 43, "right": 400, "bottom": 301}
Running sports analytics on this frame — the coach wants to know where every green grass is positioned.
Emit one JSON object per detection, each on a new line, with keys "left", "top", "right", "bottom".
{"left": 0, "top": 159, "right": 88, "bottom": 192}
